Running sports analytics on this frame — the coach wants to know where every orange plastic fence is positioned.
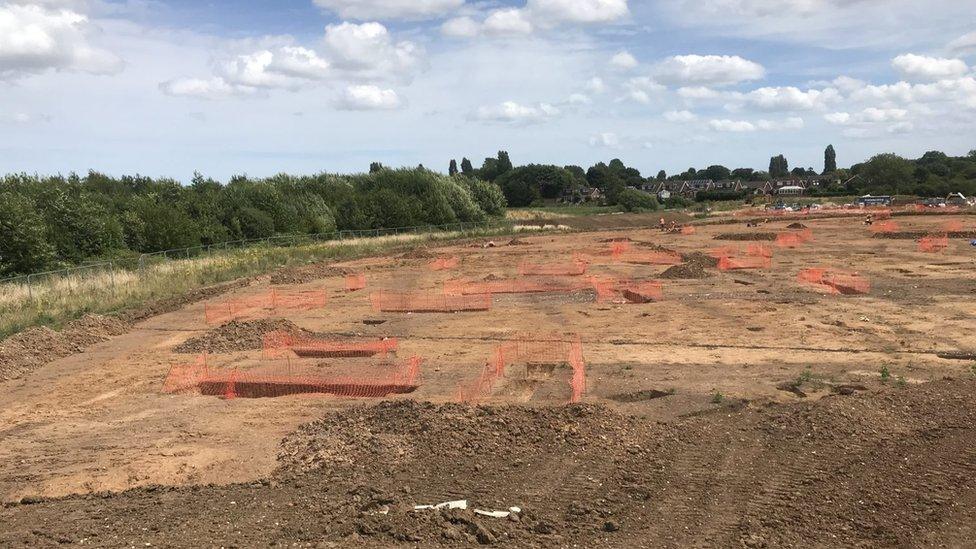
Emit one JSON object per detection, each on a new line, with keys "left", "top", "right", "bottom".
{"left": 615, "top": 249, "right": 683, "bottom": 266}
{"left": 429, "top": 257, "right": 460, "bottom": 271}
{"left": 262, "top": 330, "right": 398, "bottom": 359}
{"left": 775, "top": 228, "right": 814, "bottom": 249}
{"left": 798, "top": 268, "right": 870, "bottom": 295}
{"left": 370, "top": 291, "right": 492, "bottom": 312}
{"left": 918, "top": 234, "right": 949, "bottom": 253}
{"left": 443, "top": 277, "right": 588, "bottom": 296}
{"left": 870, "top": 220, "right": 900, "bottom": 234}
{"left": 680, "top": 226, "right": 697, "bottom": 235}
{"left": 456, "top": 334, "right": 586, "bottom": 404}
{"left": 942, "top": 220, "right": 964, "bottom": 233}
{"left": 519, "top": 259, "right": 589, "bottom": 276}
{"left": 717, "top": 255, "right": 772, "bottom": 271}
{"left": 163, "top": 355, "right": 422, "bottom": 399}
{"left": 589, "top": 277, "right": 663, "bottom": 304}
{"left": 204, "top": 289, "right": 328, "bottom": 324}
{"left": 345, "top": 273, "right": 367, "bottom": 292}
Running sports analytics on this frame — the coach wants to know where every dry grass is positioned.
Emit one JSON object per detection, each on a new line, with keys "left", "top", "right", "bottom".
{"left": 0, "top": 225, "right": 556, "bottom": 339}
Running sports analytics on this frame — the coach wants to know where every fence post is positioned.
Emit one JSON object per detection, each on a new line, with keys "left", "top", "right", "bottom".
{"left": 109, "top": 261, "right": 116, "bottom": 296}
{"left": 26, "top": 273, "right": 34, "bottom": 301}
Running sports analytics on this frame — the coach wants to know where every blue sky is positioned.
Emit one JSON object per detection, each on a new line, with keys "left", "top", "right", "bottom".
{"left": 1, "top": 0, "right": 974, "bottom": 181}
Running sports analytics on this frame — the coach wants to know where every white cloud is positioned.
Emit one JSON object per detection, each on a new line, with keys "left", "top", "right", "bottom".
{"left": 709, "top": 119, "right": 755, "bottom": 132}
{"left": 585, "top": 76, "right": 606, "bottom": 93}
{"left": 217, "top": 47, "right": 329, "bottom": 89}
{"left": 527, "top": 0, "right": 629, "bottom": 24}
{"left": 312, "top": 0, "right": 463, "bottom": 20}
{"left": 0, "top": 3, "right": 123, "bottom": 79}
{"left": 323, "top": 22, "right": 423, "bottom": 81}
{"left": 663, "top": 109, "right": 697, "bottom": 122}
{"left": 653, "top": 54, "right": 765, "bottom": 87}
{"left": 483, "top": 8, "right": 534, "bottom": 35}
{"left": 336, "top": 85, "right": 402, "bottom": 110}
{"left": 948, "top": 31, "right": 976, "bottom": 55}
{"left": 159, "top": 77, "right": 255, "bottom": 100}
{"left": 589, "top": 131, "right": 620, "bottom": 147}
{"left": 823, "top": 112, "right": 851, "bottom": 125}
{"left": 892, "top": 53, "right": 968, "bottom": 81}
{"left": 624, "top": 76, "right": 664, "bottom": 104}
{"left": 709, "top": 116, "right": 803, "bottom": 132}
{"left": 441, "top": 16, "right": 481, "bottom": 38}
{"left": 610, "top": 50, "right": 638, "bottom": 70}
{"left": 738, "top": 86, "right": 841, "bottom": 111}
{"left": 677, "top": 86, "right": 722, "bottom": 100}
{"left": 474, "top": 100, "right": 560, "bottom": 124}
{"left": 0, "top": 112, "right": 50, "bottom": 124}
{"left": 567, "top": 93, "right": 591, "bottom": 104}
{"left": 825, "top": 107, "right": 908, "bottom": 125}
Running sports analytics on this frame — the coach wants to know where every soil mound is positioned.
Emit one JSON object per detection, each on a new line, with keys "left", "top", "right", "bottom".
{"left": 786, "top": 222, "right": 808, "bottom": 229}
{"left": 714, "top": 232, "right": 778, "bottom": 241}
{"left": 173, "top": 319, "right": 308, "bottom": 354}
{"left": 270, "top": 264, "right": 350, "bottom": 285}
{"left": 5, "top": 380, "right": 976, "bottom": 548}
{"left": 0, "top": 314, "right": 128, "bottom": 382}
{"left": 873, "top": 230, "right": 976, "bottom": 240}
{"left": 661, "top": 252, "right": 717, "bottom": 279}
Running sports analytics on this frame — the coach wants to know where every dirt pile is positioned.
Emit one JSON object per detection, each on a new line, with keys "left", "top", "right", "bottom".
{"left": 173, "top": 319, "right": 309, "bottom": 354}
{"left": 5, "top": 379, "right": 976, "bottom": 547}
{"left": 0, "top": 314, "right": 128, "bottom": 382}
{"left": 714, "top": 232, "right": 778, "bottom": 241}
{"left": 271, "top": 264, "right": 351, "bottom": 285}
{"left": 661, "top": 252, "right": 717, "bottom": 279}
{"left": 786, "top": 222, "right": 808, "bottom": 229}
{"left": 873, "top": 230, "right": 976, "bottom": 240}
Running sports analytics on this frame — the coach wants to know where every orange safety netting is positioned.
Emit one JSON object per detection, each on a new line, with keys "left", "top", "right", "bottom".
{"left": 589, "top": 277, "right": 663, "bottom": 304}
{"left": 456, "top": 334, "right": 586, "bottom": 404}
{"left": 717, "top": 255, "right": 772, "bottom": 271}
{"left": 262, "top": 330, "right": 398, "bottom": 359}
{"left": 443, "top": 277, "right": 588, "bottom": 296}
{"left": 942, "top": 220, "right": 964, "bottom": 233}
{"left": 797, "top": 268, "right": 870, "bottom": 295}
{"left": 204, "top": 289, "right": 328, "bottom": 324}
{"left": 870, "top": 220, "right": 900, "bottom": 234}
{"left": 775, "top": 228, "right": 814, "bottom": 248}
{"left": 429, "top": 257, "right": 460, "bottom": 271}
{"left": 163, "top": 355, "right": 422, "bottom": 399}
{"left": 918, "top": 234, "right": 949, "bottom": 253}
{"left": 345, "top": 273, "right": 367, "bottom": 292}
{"left": 680, "top": 225, "right": 697, "bottom": 235}
{"left": 370, "top": 291, "right": 492, "bottom": 312}
{"left": 518, "top": 259, "right": 589, "bottom": 276}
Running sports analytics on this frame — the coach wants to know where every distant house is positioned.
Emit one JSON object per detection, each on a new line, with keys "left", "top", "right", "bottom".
{"left": 560, "top": 186, "right": 604, "bottom": 204}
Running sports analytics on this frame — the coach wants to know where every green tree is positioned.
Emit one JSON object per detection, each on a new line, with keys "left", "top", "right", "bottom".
{"left": 496, "top": 165, "right": 576, "bottom": 204}
{"left": 616, "top": 188, "right": 659, "bottom": 212}
{"left": 586, "top": 163, "right": 625, "bottom": 203}
{"left": 0, "top": 194, "right": 56, "bottom": 275}
{"left": 449, "top": 159, "right": 458, "bottom": 176}
{"left": 824, "top": 145, "right": 837, "bottom": 174}
{"left": 860, "top": 153, "right": 915, "bottom": 193}
{"left": 703, "top": 165, "right": 731, "bottom": 181}
{"left": 369, "top": 162, "right": 384, "bottom": 173}
{"left": 460, "top": 157, "right": 474, "bottom": 176}
{"left": 656, "top": 170, "right": 666, "bottom": 181}
{"left": 464, "top": 179, "right": 507, "bottom": 216}
{"left": 769, "top": 155, "right": 789, "bottom": 178}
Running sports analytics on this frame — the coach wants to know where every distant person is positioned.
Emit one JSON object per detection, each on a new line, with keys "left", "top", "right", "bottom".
{"left": 659, "top": 217, "right": 666, "bottom": 231}
{"left": 865, "top": 214, "right": 873, "bottom": 226}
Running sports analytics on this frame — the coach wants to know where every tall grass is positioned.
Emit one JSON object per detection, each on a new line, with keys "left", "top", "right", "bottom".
{"left": 0, "top": 226, "right": 543, "bottom": 339}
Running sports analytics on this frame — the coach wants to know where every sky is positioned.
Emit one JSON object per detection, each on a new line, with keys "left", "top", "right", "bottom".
{"left": 1, "top": 0, "right": 975, "bottom": 181}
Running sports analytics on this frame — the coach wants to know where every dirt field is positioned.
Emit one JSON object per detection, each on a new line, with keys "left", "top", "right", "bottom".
{"left": 1, "top": 212, "right": 975, "bottom": 547}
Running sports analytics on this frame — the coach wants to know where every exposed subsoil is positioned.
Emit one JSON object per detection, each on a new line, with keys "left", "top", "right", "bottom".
{"left": 786, "top": 222, "right": 808, "bottom": 229}
{"left": 0, "top": 315, "right": 128, "bottom": 382}
{"left": 271, "top": 264, "right": 352, "bottom": 285}
{"left": 172, "top": 319, "right": 311, "bottom": 354}
{"left": 4, "top": 379, "right": 976, "bottom": 548}
{"left": 714, "top": 232, "right": 779, "bottom": 241}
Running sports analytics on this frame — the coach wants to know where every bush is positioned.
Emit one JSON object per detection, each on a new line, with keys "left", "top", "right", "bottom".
{"left": 663, "top": 196, "right": 693, "bottom": 209}
{"left": 464, "top": 178, "right": 507, "bottom": 217}
{"left": 496, "top": 165, "right": 575, "bottom": 206}
{"left": 616, "top": 188, "right": 659, "bottom": 212}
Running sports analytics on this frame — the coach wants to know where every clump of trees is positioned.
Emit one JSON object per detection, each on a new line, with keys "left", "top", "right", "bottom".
{"left": 0, "top": 167, "right": 506, "bottom": 277}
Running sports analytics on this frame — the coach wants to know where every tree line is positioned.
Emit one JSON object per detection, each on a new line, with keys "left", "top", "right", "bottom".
{"left": 0, "top": 169, "right": 505, "bottom": 277}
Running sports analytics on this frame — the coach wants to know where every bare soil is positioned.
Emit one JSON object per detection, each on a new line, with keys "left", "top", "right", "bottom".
{"left": 1, "top": 211, "right": 975, "bottom": 547}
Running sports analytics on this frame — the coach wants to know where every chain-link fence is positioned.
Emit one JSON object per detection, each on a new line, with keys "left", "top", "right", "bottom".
{"left": 1, "top": 220, "right": 511, "bottom": 302}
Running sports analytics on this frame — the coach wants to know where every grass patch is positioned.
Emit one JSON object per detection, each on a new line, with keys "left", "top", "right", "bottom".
{"left": 0, "top": 226, "right": 533, "bottom": 340}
